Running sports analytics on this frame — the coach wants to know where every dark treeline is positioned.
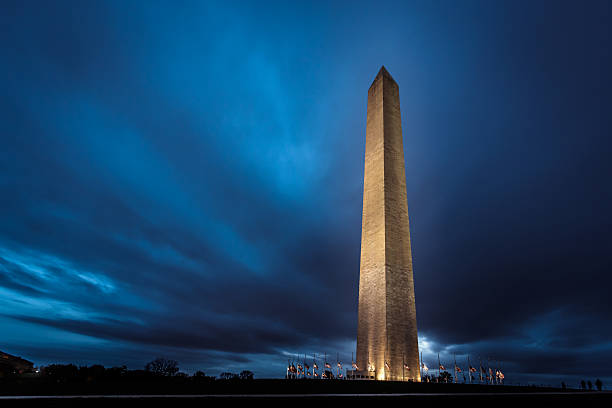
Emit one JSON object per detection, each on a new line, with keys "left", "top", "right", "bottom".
{"left": 30, "top": 358, "right": 254, "bottom": 383}
{"left": 35, "top": 358, "right": 254, "bottom": 383}
{"left": 0, "top": 357, "right": 260, "bottom": 395}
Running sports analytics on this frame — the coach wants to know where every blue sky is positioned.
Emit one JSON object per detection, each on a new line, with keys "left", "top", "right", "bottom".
{"left": 1, "top": 0, "right": 611, "bottom": 386}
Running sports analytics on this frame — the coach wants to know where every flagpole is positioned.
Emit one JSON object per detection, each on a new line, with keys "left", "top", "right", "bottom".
{"left": 420, "top": 352, "right": 423, "bottom": 381}
{"left": 313, "top": 354, "right": 315, "bottom": 379}
{"left": 495, "top": 360, "right": 499, "bottom": 385}
{"left": 402, "top": 353, "right": 405, "bottom": 382}
{"left": 497, "top": 360, "right": 500, "bottom": 385}
{"left": 453, "top": 353, "right": 456, "bottom": 384}
{"left": 494, "top": 359, "right": 497, "bottom": 385}
{"left": 468, "top": 354, "right": 472, "bottom": 384}
{"left": 468, "top": 355, "right": 471, "bottom": 384}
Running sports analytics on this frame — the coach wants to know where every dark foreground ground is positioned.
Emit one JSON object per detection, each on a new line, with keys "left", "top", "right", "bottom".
{"left": 1, "top": 393, "right": 611, "bottom": 407}
{"left": 0, "top": 380, "right": 610, "bottom": 406}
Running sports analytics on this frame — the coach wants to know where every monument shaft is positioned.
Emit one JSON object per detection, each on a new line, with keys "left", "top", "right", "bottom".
{"left": 356, "top": 67, "right": 419, "bottom": 381}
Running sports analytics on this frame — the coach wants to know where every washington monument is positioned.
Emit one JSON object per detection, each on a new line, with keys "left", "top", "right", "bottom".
{"left": 355, "top": 66, "right": 420, "bottom": 381}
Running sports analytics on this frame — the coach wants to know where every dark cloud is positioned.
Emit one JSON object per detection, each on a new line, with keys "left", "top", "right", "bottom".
{"left": 0, "top": 0, "right": 610, "bottom": 383}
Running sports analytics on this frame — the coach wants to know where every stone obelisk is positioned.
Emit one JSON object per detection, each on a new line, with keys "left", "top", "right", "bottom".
{"left": 355, "top": 66, "right": 420, "bottom": 381}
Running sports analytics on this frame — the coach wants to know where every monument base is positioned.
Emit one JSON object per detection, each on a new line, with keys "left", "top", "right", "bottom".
{"left": 345, "top": 370, "right": 375, "bottom": 380}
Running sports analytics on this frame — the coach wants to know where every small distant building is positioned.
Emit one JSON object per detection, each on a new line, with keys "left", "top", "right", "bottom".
{"left": 0, "top": 350, "right": 34, "bottom": 377}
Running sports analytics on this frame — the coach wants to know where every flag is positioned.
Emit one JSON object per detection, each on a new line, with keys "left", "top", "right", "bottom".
{"left": 469, "top": 366, "right": 477, "bottom": 373}
{"left": 455, "top": 366, "right": 462, "bottom": 372}
{"left": 352, "top": 363, "right": 359, "bottom": 369}
{"left": 480, "top": 366, "right": 486, "bottom": 374}
{"left": 313, "top": 363, "right": 318, "bottom": 370}
{"left": 404, "top": 364, "right": 411, "bottom": 370}
{"left": 439, "top": 364, "right": 446, "bottom": 370}
{"left": 422, "top": 363, "right": 428, "bottom": 372}
{"left": 325, "top": 362, "right": 331, "bottom": 369}
{"left": 305, "top": 363, "right": 310, "bottom": 371}
{"left": 385, "top": 361, "right": 390, "bottom": 369}
{"left": 337, "top": 362, "right": 342, "bottom": 369}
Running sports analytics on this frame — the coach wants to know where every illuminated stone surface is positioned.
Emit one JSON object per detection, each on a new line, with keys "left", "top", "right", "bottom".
{"left": 355, "top": 66, "right": 420, "bottom": 381}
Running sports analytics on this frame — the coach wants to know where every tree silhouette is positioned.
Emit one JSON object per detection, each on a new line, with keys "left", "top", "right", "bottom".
{"left": 587, "top": 380, "right": 593, "bottom": 390}
{"left": 581, "top": 380, "right": 586, "bottom": 390}
{"left": 42, "top": 364, "right": 79, "bottom": 382}
{"left": 106, "top": 366, "right": 128, "bottom": 378}
{"left": 145, "top": 358, "right": 179, "bottom": 376}
{"left": 595, "top": 378, "right": 603, "bottom": 391}
{"left": 239, "top": 370, "right": 254, "bottom": 380}
{"left": 85, "top": 364, "right": 105, "bottom": 380}
{"left": 219, "top": 372, "right": 237, "bottom": 380}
